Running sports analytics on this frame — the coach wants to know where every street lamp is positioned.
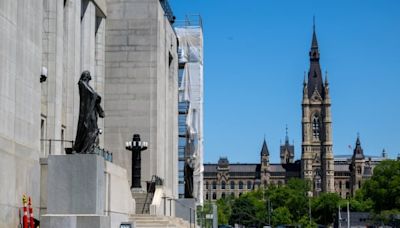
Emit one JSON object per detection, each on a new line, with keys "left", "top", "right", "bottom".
{"left": 125, "top": 134, "right": 148, "bottom": 189}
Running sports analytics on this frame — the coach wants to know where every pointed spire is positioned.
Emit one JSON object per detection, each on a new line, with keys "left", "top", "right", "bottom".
{"left": 311, "top": 16, "right": 318, "bottom": 49}
{"left": 303, "top": 71, "right": 307, "bottom": 86}
{"left": 285, "top": 125, "right": 289, "bottom": 143}
{"left": 325, "top": 70, "right": 329, "bottom": 85}
{"left": 353, "top": 133, "right": 364, "bottom": 159}
{"left": 261, "top": 138, "right": 269, "bottom": 156}
{"left": 307, "top": 18, "right": 323, "bottom": 99}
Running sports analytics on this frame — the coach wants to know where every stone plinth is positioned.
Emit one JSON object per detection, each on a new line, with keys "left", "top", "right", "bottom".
{"left": 41, "top": 215, "right": 110, "bottom": 228}
{"left": 47, "top": 154, "right": 105, "bottom": 214}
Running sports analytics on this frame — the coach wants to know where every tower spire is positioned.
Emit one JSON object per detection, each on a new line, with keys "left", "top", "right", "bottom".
{"left": 307, "top": 17, "right": 323, "bottom": 99}
{"left": 285, "top": 125, "right": 289, "bottom": 143}
{"left": 311, "top": 16, "right": 318, "bottom": 49}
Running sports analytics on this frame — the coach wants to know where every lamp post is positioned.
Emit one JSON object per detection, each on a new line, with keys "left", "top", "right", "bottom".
{"left": 125, "top": 134, "right": 148, "bottom": 189}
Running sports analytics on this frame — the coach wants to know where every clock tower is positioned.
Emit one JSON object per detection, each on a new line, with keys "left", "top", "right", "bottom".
{"left": 301, "top": 24, "right": 335, "bottom": 195}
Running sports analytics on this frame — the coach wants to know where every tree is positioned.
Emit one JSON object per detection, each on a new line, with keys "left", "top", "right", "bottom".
{"left": 360, "top": 160, "right": 400, "bottom": 212}
{"left": 271, "top": 207, "right": 292, "bottom": 226}
{"left": 229, "top": 196, "right": 256, "bottom": 226}
{"left": 312, "top": 192, "right": 341, "bottom": 225}
{"left": 216, "top": 197, "right": 233, "bottom": 225}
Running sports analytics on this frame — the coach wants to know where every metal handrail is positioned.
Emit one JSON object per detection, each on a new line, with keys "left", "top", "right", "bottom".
{"left": 40, "top": 138, "right": 74, "bottom": 155}
{"left": 142, "top": 175, "right": 164, "bottom": 213}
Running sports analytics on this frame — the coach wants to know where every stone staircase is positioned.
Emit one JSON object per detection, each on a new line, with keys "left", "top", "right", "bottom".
{"left": 131, "top": 191, "right": 153, "bottom": 214}
{"left": 129, "top": 214, "right": 192, "bottom": 228}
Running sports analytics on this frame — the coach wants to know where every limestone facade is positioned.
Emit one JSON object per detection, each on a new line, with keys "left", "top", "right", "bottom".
{"left": 104, "top": 0, "right": 178, "bottom": 208}
{"left": 0, "top": 1, "right": 42, "bottom": 227}
{"left": 0, "top": 0, "right": 180, "bottom": 226}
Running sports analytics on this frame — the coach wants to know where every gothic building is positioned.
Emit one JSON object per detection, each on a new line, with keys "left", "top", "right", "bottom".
{"left": 203, "top": 26, "right": 386, "bottom": 201}
{"left": 301, "top": 25, "right": 335, "bottom": 195}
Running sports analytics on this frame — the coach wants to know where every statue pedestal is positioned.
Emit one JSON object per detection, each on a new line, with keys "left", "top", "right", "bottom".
{"left": 41, "top": 154, "right": 110, "bottom": 227}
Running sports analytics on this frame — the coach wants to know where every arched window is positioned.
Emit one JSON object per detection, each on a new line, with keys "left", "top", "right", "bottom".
{"left": 205, "top": 181, "right": 209, "bottom": 190}
{"left": 212, "top": 181, "right": 217, "bottom": 190}
{"left": 221, "top": 192, "right": 226, "bottom": 199}
{"left": 221, "top": 181, "right": 226, "bottom": 189}
{"left": 230, "top": 181, "right": 235, "bottom": 190}
{"left": 357, "top": 166, "right": 362, "bottom": 175}
{"left": 312, "top": 115, "right": 320, "bottom": 141}
{"left": 212, "top": 192, "right": 216, "bottom": 200}
{"left": 239, "top": 181, "right": 243, "bottom": 189}
{"left": 247, "top": 181, "right": 252, "bottom": 190}
{"left": 206, "top": 193, "right": 209, "bottom": 200}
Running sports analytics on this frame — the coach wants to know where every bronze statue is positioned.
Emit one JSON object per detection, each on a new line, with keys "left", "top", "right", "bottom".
{"left": 73, "top": 71, "right": 105, "bottom": 154}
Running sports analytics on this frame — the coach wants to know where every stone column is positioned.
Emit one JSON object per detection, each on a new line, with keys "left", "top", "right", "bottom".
{"left": 42, "top": 0, "right": 65, "bottom": 155}
{"left": 81, "top": 1, "right": 96, "bottom": 74}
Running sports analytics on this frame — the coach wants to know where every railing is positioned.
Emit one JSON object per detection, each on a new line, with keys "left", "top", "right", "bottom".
{"left": 174, "top": 14, "right": 203, "bottom": 28}
{"left": 173, "top": 198, "right": 196, "bottom": 228}
{"left": 40, "top": 139, "right": 74, "bottom": 156}
{"left": 143, "top": 175, "right": 164, "bottom": 213}
{"left": 40, "top": 139, "right": 113, "bottom": 162}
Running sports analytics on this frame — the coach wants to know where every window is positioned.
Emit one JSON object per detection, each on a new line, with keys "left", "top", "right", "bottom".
{"left": 205, "top": 182, "right": 209, "bottom": 190}
{"left": 346, "top": 181, "right": 350, "bottom": 189}
{"left": 221, "top": 181, "right": 226, "bottom": 190}
{"left": 206, "top": 193, "right": 209, "bottom": 200}
{"left": 239, "top": 181, "right": 243, "bottom": 190}
{"left": 358, "top": 181, "right": 361, "bottom": 188}
{"left": 357, "top": 166, "right": 362, "bottom": 175}
{"left": 339, "top": 181, "right": 342, "bottom": 189}
{"left": 212, "top": 181, "right": 217, "bottom": 190}
{"left": 247, "top": 181, "right": 252, "bottom": 190}
{"left": 212, "top": 193, "right": 216, "bottom": 200}
{"left": 312, "top": 115, "right": 320, "bottom": 141}
{"left": 231, "top": 192, "right": 235, "bottom": 198}
{"left": 221, "top": 193, "right": 226, "bottom": 199}
{"left": 230, "top": 181, "right": 235, "bottom": 190}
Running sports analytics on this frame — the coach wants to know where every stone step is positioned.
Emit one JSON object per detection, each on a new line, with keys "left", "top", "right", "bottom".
{"left": 130, "top": 215, "right": 191, "bottom": 228}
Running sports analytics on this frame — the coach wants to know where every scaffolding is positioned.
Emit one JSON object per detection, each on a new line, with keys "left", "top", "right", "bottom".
{"left": 175, "top": 15, "right": 204, "bottom": 205}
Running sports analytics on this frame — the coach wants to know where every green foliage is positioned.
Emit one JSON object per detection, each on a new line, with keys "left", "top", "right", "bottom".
{"left": 216, "top": 197, "right": 233, "bottom": 225}
{"left": 298, "top": 214, "right": 318, "bottom": 228}
{"left": 359, "top": 160, "right": 400, "bottom": 212}
{"left": 267, "top": 178, "right": 310, "bottom": 222}
{"left": 271, "top": 207, "right": 292, "bottom": 226}
{"left": 229, "top": 194, "right": 259, "bottom": 227}
{"left": 311, "top": 192, "right": 341, "bottom": 225}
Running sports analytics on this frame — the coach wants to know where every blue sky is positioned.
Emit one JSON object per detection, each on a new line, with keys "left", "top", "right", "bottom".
{"left": 170, "top": 0, "right": 400, "bottom": 164}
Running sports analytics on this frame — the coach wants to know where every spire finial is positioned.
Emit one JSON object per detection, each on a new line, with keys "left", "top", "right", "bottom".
{"left": 303, "top": 71, "right": 307, "bottom": 85}
{"left": 311, "top": 16, "right": 318, "bottom": 49}
{"left": 285, "top": 125, "right": 289, "bottom": 143}
{"left": 325, "top": 70, "right": 329, "bottom": 85}
{"left": 313, "top": 15, "right": 316, "bottom": 32}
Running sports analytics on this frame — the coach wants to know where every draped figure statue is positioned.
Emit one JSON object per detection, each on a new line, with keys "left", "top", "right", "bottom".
{"left": 73, "top": 71, "right": 105, "bottom": 154}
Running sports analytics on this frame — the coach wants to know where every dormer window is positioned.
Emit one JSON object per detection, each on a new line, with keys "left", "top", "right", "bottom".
{"left": 312, "top": 115, "right": 320, "bottom": 141}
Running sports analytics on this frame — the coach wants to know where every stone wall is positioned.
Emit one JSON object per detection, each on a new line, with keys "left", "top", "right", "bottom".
{"left": 104, "top": 0, "right": 178, "bottom": 201}
{"left": 0, "top": 1, "right": 43, "bottom": 226}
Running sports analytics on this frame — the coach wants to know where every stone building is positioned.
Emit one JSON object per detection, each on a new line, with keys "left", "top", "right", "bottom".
{"left": 0, "top": 0, "right": 183, "bottom": 226}
{"left": 104, "top": 0, "right": 179, "bottom": 206}
{"left": 203, "top": 26, "right": 387, "bottom": 201}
